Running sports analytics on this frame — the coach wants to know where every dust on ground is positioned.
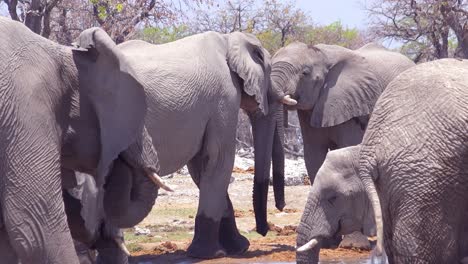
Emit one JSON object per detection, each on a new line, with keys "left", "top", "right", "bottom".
{"left": 126, "top": 170, "right": 371, "bottom": 263}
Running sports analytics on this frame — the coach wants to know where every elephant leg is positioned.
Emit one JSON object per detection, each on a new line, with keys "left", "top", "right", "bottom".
{"left": 186, "top": 120, "right": 237, "bottom": 259}
{"left": 1, "top": 148, "right": 79, "bottom": 264}
{"left": 95, "top": 225, "right": 129, "bottom": 264}
{"left": 219, "top": 195, "right": 249, "bottom": 255}
{"left": 74, "top": 240, "right": 96, "bottom": 264}
{"left": 298, "top": 110, "right": 330, "bottom": 184}
{"left": 330, "top": 118, "right": 366, "bottom": 148}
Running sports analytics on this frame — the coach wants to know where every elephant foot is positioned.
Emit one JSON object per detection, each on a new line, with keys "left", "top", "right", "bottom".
{"left": 219, "top": 232, "right": 250, "bottom": 255}
{"left": 187, "top": 241, "right": 226, "bottom": 259}
{"left": 218, "top": 208, "right": 250, "bottom": 255}
{"left": 188, "top": 215, "right": 226, "bottom": 259}
{"left": 339, "top": 231, "right": 371, "bottom": 250}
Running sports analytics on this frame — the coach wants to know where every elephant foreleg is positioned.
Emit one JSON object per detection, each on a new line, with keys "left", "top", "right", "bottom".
{"left": 298, "top": 110, "right": 329, "bottom": 185}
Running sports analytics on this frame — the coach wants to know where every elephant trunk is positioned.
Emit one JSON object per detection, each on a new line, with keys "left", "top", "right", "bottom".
{"left": 271, "top": 61, "right": 297, "bottom": 98}
{"left": 296, "top": 232, "right": 320, "bottom": 264}
{"left": 104, "top": 158, "right": 158, "bottom": 228}
{"left": 249, "top": 100, "right": 287, "bottom": 235}
{"left": 271, "top": 104, "right": 286, "bottom": 211}
{"left": 296, "top": 191, "right": 331, "bottom": 264}
{"left": 249, "top": 108, "right": 275, "bottom": 236}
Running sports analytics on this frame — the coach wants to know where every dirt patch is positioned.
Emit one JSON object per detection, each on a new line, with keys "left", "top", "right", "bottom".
{"left": 232, "top": 166, "right": 255, "bottom": 174}
{"left": 127, "top": 173, "right": 371, "bottom": 263}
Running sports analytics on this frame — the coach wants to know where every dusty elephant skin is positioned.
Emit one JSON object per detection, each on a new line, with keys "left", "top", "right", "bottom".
{"left": 118, "top": 31, "right": 291, "bottom": 258}
{"left": 64, "top": 31, "right": 291, "bottom": 260}
{"left": 358, "top": 59, "right": 468, "bottom": 264}
{"left": 296, "top": 146, "right": 374, "bottom": 264}
{"left": 270, "top": 42, "right": 415, "bottom": 184}
{"left": 271, "top": 41, "right": 415, "bottom": 253}
{"left": 0, "top": 18, "right": 160, "bottom": 264}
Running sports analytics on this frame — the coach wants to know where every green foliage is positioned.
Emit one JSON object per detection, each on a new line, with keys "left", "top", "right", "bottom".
{"left": 139, "top": 25, "right": 192, "bottom": 44}
{"left": 300, "top": 21, "right": 365, "bottom": 49}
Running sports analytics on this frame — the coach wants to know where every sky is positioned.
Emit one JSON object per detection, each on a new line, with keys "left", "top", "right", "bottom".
{"left": 0, "top": 1, "right": 370, "bottom": 29}
{"left": 296, "top": 0, "right": 368, "bottom": 29}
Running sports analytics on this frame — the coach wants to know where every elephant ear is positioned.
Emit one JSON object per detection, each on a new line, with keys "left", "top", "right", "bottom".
{"left": 227, "top": 32, "right": 269, "bottom": 115}
{"left": 72, "top": 27, "right": 147, "bottom": 184}
{"left": 310, "top": 46, "right": 381, "bottom": 127}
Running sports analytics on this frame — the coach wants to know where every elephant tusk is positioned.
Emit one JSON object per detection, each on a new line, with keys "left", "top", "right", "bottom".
{"left": 296, "top": 238, "right": 318, "bottom": 252}
{"left": 114, "top": 238, "right": 131, "bottom": 256}
{"left": 281, "top": 95, "right": 298, "bottom": 106}
{"left": 147, "top": 172, "right": 174, "bottom": 192}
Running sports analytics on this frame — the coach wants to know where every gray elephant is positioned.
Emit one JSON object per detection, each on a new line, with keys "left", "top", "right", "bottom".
{"left": 295, "top": 146, "right": 374, "bottom": 264}
{"left": 297, "top": 59, "right": 468, "bottom": 263}
{"left": 0, "top": 18, "right": 161, "bottom": 263}
{"left": 64, "top": 31, "right": 293, "bottom": 260}
{"left": 270, "top": 42, "right": 415, "bottom": 184}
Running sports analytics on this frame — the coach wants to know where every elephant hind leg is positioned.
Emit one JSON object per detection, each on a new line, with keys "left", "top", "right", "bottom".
{"left": 186, "top": 118, "right": 239, "bottom": 259}
{"left": 219, "top": 195, "right": 249, "bottom": 255}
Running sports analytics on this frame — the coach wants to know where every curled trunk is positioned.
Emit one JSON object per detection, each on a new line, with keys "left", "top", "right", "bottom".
{"left": 103, "top": 158, "right": 158, "bottom": 228}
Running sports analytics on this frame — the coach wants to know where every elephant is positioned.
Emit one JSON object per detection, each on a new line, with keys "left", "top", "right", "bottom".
{"left": 61, "top": 31, "right": 294, "bottom": 260}
{"left": 295, "top": 146, "right": 374, "bottom": 264}
{"left": 270, "top": 42, "right": 415, "bottom": 184}
{"left": 297, "top": 58, "right": 468, "bottom": 263}
{"left": 0, "top": 18, "right": 162, "bottom": 263}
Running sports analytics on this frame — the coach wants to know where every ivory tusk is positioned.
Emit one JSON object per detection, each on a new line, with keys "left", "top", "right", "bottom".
{"left": 281, "top": 95, "right": 298, "bottom": 106}
{"left": 147, "top": 172, "right": 174, "bottom": 192}
{"left": 296, "top": 238, "right": 318, "bottom": 252}
{"left": 114, "top": 238, "right": 131, "bottom": 256}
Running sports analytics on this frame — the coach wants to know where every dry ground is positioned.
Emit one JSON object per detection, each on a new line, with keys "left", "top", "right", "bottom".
{"left": 125, "top": 171, "right": 371, "bottom": 263}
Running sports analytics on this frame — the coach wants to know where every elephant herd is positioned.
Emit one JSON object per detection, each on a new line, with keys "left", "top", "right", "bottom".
{"left": 0, "top": 16, "right": 467, "bottom": 264}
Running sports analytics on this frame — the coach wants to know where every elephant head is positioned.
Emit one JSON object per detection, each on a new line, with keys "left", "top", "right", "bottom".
{"left": 271, "top": 42, "right": 381, "bottom": 128}
{"left": 225, "top": 32, "right": 294, "bottom": 235}
{"left": 296, "top": 146, "right": 375, "bottom": 264}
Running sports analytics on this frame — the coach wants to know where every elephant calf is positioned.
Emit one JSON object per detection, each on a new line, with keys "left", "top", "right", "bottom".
{"left": 295, "top": 146, "right": 374, "bottom": 264}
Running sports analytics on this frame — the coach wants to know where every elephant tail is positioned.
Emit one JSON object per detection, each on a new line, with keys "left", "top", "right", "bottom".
{"left": 359, "top": 146, "right": 384, "bottom": 258}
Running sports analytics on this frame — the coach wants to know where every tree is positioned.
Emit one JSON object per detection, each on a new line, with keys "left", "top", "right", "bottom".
{"left": 366, "top": 0, "right": 468, "bottom": 61}
{"left": 190, "top": 0, "right": 261, "bottom": 33}
{"left": 262, "top": 0, "right": 307, "bottom": 47}
{"left": 3, "top": 0, "right": 61, "bottom": 37}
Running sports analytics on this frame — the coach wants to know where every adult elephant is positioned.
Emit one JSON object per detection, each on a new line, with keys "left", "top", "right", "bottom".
{"left": 297, "top": 59, "right": 468, "bottom": 263}
{"left": 0, "top": 18, "right": 161, "bottom": 264}
{"left": 101, "top": 31, "right": 292, "bottom": 259}
{"left": 270, "top": 42, "right": 415, "bottom": 184}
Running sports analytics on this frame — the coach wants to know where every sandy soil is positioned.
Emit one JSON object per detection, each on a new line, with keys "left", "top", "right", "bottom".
{"left": 125, "top": 171, "right": 371, "bottom": 263}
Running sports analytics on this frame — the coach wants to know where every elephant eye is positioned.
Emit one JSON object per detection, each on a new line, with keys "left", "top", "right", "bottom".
{"left": 302, "top": 67, "right": 311, "bottom": 75}
{"left": 328, "top": 196, "right": 337, "bottom": 204}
